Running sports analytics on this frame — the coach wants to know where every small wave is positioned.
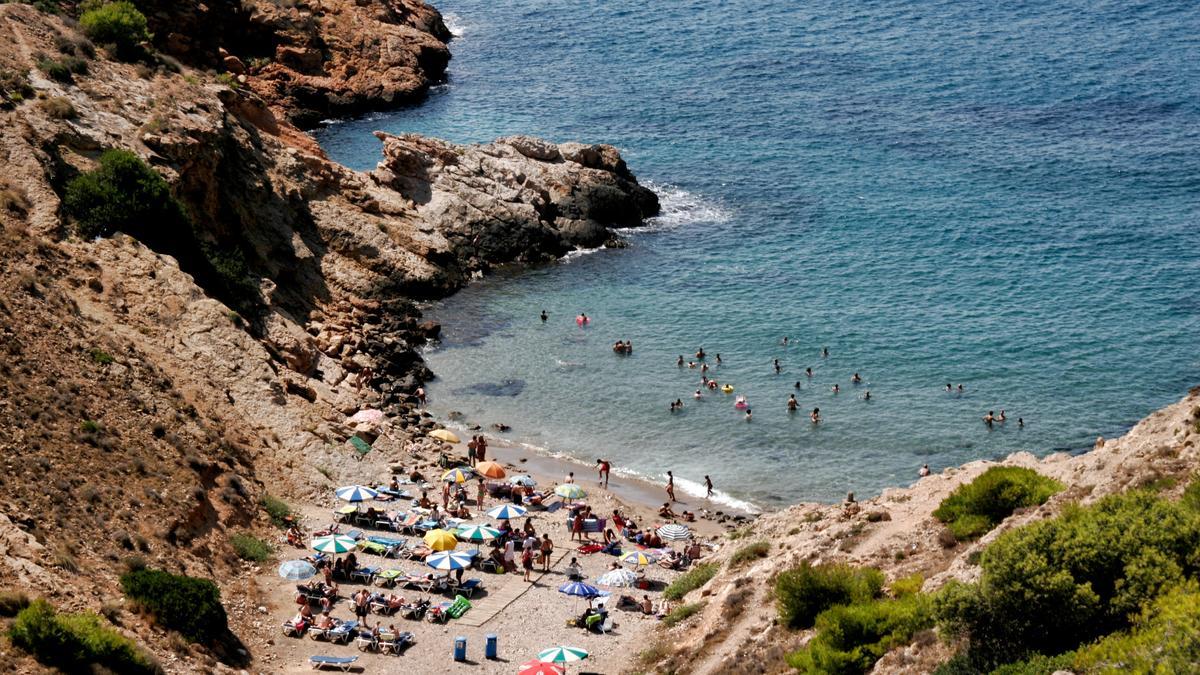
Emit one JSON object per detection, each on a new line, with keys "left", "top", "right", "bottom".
{"left": 612, "top": 467, "right": 762, "bottom": 514}
{"left": 443, "top": 13, "right": 466, "bottom": 37}
{"left": 560, "top": 245, "right": 607, "bottom": 263}
{"left": 555, "top": 359, "right": 586, "bottom": 369}
{"left": 631, "top": 182, "right": 733, "bottom": 233}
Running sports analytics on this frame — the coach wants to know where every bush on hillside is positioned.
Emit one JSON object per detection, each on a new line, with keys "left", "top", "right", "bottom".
{"left": 663, "top": 563, "right": 718, "bottom": 601}
{"left": 64, "top": 149, "right": 188, "bottom": 241}
{"left": 775, "top": 563, "right": 884, "bottom": 630}
{"left": 786, "top": 590, "right": 933, "bottom": 675}
{"left": 80, "top": 1, "right": 150, "bottom": 60}
{"left": 1071, "top": 581, "right": 1200, "bottom": 672}
{"left": 10, "top": 599, "right": 159, "bottom": 674}
{"left": 120, "top": 568, "right": 227, "bottom": 643}
{"left": 728, "top": 541, "right": 770, "bottom": 568}
{"left": 662, "top": 601, "right": 706, "bottom": 627}
{"left": 261, "top": 494, "right": 292, "bottom": 527}
{"left": 932, "top": 467, "right": 1063, "bottom": 540}
{"left": 230, "top": 533, "right": 271, "bottom": 561}
{"left": 935, "top": 490, "right": 1200, "bottom": 670}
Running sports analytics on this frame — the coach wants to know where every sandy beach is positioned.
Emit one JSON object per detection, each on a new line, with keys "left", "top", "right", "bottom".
{"left": 246, "top": 424, "right": 747, "bottom": 674}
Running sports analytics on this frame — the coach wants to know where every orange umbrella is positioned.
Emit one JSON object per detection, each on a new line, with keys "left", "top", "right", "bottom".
{"left": 475, "top": 461, "right": 507, "bottom": 479}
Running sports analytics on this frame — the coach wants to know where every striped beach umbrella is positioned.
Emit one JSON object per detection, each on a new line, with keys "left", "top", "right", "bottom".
{"left": 554, "top": 484, "right": 586, "bottom": 501}
{"left": 519, "top": 660, "right": 565, "bottom": 675}
{"left": 311, "top": 535, "right": 357, "bottom": 554}
{"left": 423, "top": 529, "right": 458, "bottom": 551}
{"left": 596, "top": 568, "right": 638, "bottom": 587}
{"left": 509, "top": 474, "right": 537, "bottom": 487}
{"left": 278, "top": 560, "right": 317, "bottom": 581}
{"left": 442, "top": 467, "right": 476, "bottom": 484}
{"left": 335, "top": 485, "right": 378, "bottom": 502}
{"left": 621, "top": 550, "right": 658, "bottom": 567}
{"left": 537, "top": 646, "right": 589, "bottom": 664}
{"left": 425, "top": 550, "right": 473, "bottom": 571}
{"left": 487, "top": 504, "right": 528, "bottom": 520}
{"left": 558, "top": 581, "right": 601, "bottom": 598}
{"left": 657, "top": 523, "right": 692, "bottom": 541}
{"left": 474, "top": 461, "right": 507, "bottom": 479}
{"left": 456, "top": 524, "right": 502, "bottom": 542}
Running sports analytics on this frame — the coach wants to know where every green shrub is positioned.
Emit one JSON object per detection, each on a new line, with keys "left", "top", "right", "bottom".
{"left": 260, "top": 494, "right": 292, "bottom": 528}
{"left": 987, "top": 652, "right": 1077, "bottom": 675}
{"left": 230, "top": 533, "right": 271, "bottom": 561}
{"left": 1071, "top": 581, "right": 1200, "bottom": 673}
{"left": 786, "top": 592, "right": 934, "bottom": 675}
{"left": 89, "top": 347, "right": 114, "bottom": 364}
{"left": 119, "top": 568, "right": 227, "bottom": 643}
{"left": 65, "top": 149, "right": 187, "bottom": 241}
{"left": 729, "top": 541, "right": 770, "bottom": 568}
{"left": 935, "top": 490, "right": 1200, "bottom": 670}
{"left": 37, "top": 56, "right": 86, "bottom": 83}
{"left": 933, "top": 467, "right": 1064, "bottom": 540}
{"left": 663, "top": 562, "right": 718, "bottom": 601}
{"left": 80, "top": 420, "right": 100, "bottom": 433}
{"left": 10, "top": 599, "right": 158, "bottom": 674}
{"left": 79, "top": 1, "right": 149, "bottom": 59}
{"left": 775, "top": 563, "right": 884, "bottom": 630}
{"left": 662, "top": 601, "right": 706, "bottom": 627}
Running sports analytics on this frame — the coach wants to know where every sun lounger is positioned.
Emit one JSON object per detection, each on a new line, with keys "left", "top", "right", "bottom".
{"left": 350, "top": 566, "right": 379, "bottom": 584}
{"left": 397, "top": 513, "right": 421, "bottom": 535}
{"left": 375, "top": 569, "right": 405, "bottom": 588}
{"left": 380, "top": 630, "right": 415, "bottom": 654}
{"left": 309, "top": 655, "right": 358, "bottom": 671}
{"left": 282, "top": 619, "right": 307, "bottom": 637}
{"left": 447, "top": 578, "right": 483, "bottom": 598}
{"left": 325, "top": 620, "right": 358, "bottom": 644}
{"left": 426, "top": 601, "right": 452, "bottom": 623}
{"left": 355, "top": 632, "right": 378, "bottom": 652}
{"left": 400, "top": 602, "right": 427, "bottom": 621}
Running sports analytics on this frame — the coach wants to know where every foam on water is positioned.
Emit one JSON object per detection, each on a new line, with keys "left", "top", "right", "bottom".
{"left": 442, "top": 13, "right": 466, "bottom": 37}
{"left": 633, "top": 182, "right": 733, "bottom": 233}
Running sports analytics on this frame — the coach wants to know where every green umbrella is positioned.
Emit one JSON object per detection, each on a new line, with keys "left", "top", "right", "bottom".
{"left": 554, "top": 484, "right": 586, "bottom": 501}
{"left": 311, "top": 534, "right": 356, "bottom": 554}
{"left": 537, "top": 646, "right": 589, "bottom": 663}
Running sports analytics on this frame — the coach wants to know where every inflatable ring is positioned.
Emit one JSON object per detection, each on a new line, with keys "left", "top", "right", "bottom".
{"left": 721, "top": 385, "right": 734, "bottom": 393}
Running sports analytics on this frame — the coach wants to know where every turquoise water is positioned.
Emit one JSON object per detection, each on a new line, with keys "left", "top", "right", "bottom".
{"left": 315, "top": 0, "right": 1200, "bottom": 509}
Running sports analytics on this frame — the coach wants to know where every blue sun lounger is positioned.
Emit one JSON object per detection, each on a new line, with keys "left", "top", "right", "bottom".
{"left": 310, "top": 655, "right": 358, "bottom": 671}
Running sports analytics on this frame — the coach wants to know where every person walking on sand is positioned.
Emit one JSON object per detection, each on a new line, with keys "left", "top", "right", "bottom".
{"left": 522, "top": 543, "right": 535, "bottom": 582}
{"left": 566, "top": 471, "right": 575, "bottom": 484}
{"left": 476, "top": 477, "right": 486, "bottom": 509}
{"left": 705, "top": 475, "right": 713, "bottom": 499}
{"left": 666, "top": 471, "right": 676, "bottom": 502}
{"left": 595, "top": 458, "right": 611, "bottom": 488}
{"left": 540, "top": 533, "right": 554, "bottom": 572}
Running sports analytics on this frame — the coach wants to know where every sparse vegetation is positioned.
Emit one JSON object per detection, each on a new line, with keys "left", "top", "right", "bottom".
{"left": 663, "top": 562, "right": 718, "bottom": 601}
{"left": 80, "top": 1, "right": 150, "bottom": 60}
{"left": 774, "top": 562, "right": 884, "bottom": 630}
{"left": 728, "top": 541, "right": 770, "bottom": 568}
{"left": 932, "top": 466, "right": 1063, "bottom": 540}
{"left": 261, "top": 494, "right": 292, "bottom": 527}
{"left": 10, "top": 599, "right": 159, "bottom": 674}
{"left": 230, "top": 533, "right": 271, "bottom": 561}
{"left": 215, "top": 72, "right": 242, "bottom": 90}
{"left": 0, "top": 69, "right": 34, "bottom": 108}
{"left": 662, "top": 601, "right": 706, "bottom": 627}
{"left": 726, "top": 526, "right": 753, "bottom": 540}
{"left": 120, "top": 568, "right": 227, "bottom": 643}
{"left": 89, "top": 347, "right": 114, "bottom": 364}
{"left": 0, "top": 590, "right": 30, "bottom": 616}
{"left": 80, "top": 419, "right": 100, "bottom": 433}
{"left": 37, "top": 54, "right": 87, "bottom": 83}
{"left": 38, "top": 95, "right": 77, "bottom": 119}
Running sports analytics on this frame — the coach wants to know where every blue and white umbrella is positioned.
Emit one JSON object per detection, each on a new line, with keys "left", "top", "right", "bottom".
{"left": 487, "top": 504, "right": 528, "bottom": 520}
{"left": 558, "top": 581, "right": 601, "bottom": 598}
{"left": 509, "top": 474, "right": 537, "bottom": 488}
{"left": 335, "top": 485, "right": 378, "bottom": 502}
{"left": 596, "top": 568, "right": 638, "bottom": 588}
{"left": 425, "top": 550, "right": 474, "bottom": 571}
{"left": 657, "top": 523, "right": 692, "bottom": 541}
{"left": 278, "top": 560, "right": 317, "bottom": 581}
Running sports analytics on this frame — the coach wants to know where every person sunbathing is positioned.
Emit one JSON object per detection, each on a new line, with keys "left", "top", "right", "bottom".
{"left": 286, "top": 525, "right": 304, "bottom": 547}
{"left": 316, "top": 613, "right": 335, "bottom": 630}
{"left": 640, "top": 595, "right": 654, "bottom": 614}
{"left": 290, "top": 612, "right": 308, "bottom": 630}
{"left": 658, "top": 503, "right": 677, "bottom": 518}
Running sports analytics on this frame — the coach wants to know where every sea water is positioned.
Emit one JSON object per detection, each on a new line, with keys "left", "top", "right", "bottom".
{"left": 315, "top": 0, "right": 1200, "bottom": 509}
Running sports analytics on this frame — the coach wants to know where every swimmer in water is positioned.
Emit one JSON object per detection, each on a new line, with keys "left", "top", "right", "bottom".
{"left": 688, "top": 361, "right": 697, "bottom": 368}
{"left": 822, "top": 346, "right": 829, "bottom": 358}
{"left": 997, "top": 409, "right": 1006, "bottom": 423}
{"left": 957, "top": 384, "right": 965, "bottom": 393}
{"left": 675, "top": 398, "right": 684, "bottom": 410}
{"left": 626, "top": 340, "right": 633, "bottom": 353}
{"left": 576, "top": 312, "right": 589, "bottom": 326}
{"left": 1018, "top": 417, "right": 1025, "bottom": 428}
{"left": 863, "top": 390, "right": 871, "bottom": 401}
{"left": 774, "top": 359, "right": 782, "bottom": 373}
{"left": 708, "top": 380, "right": 718, "bottom": 390}
{"left": 851, "top": 373, "right": 862, "bottom": 383}
{"left": 945, "top": 383, "right": 952, "bottom": 392}
{"left": 541, "top": 310, "right": 548, "bottom": 321}
{"left": 787, "top": 395, "right": 798, "bottom": 411}
{"left": 696, "top": 347, "right": 706, "bottom": 360}
{"left": 745, "top": 408, "right": 752, "bottom": 421}
{"left": 811, "top": 407, "right": 821, "bottom": 423}
{"left": 701, "top": 363, "right": 709, "bottom": 374}
{"left": 983, "top": 410, "right": 995, "bottom": 427}
{"left": 781, "top": 336, "right": 789, "bottom": 346}
{"left": 832, "top": 384, "right": 840, "bottom": 394}
{"left": 677, "top": 355, "right": 684, "bottom": 367}
{"left": 794, "top": 381, "right": 802, "bottom": 389}
{"left": 669, "top": 401, "right": 676, "bottom": 412}
{"left": 715, "top": 354, "right": 722, "bottom": 364}
{"left": 694, "top": 389, "right": 702, "bottom": 399}
{"left": 806, "top": 367, "right": 813, "bottom": 378}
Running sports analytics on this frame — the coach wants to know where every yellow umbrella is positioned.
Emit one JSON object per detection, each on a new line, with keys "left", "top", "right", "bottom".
{"left": 423, "top": 529, "right": 458, "bottom": 552}
{"left": 442, "top": 467, "right": 476, "bottom": 484}
{"left": 475, "top": 461, "right": 506, "bottom": 479}
{"left": 429, "top": 429, "right": 460, "bottom": 443}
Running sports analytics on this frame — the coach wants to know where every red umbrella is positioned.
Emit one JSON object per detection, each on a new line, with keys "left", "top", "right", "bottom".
{"left": 518, "top": 660, "right": 566, "bottom": 675}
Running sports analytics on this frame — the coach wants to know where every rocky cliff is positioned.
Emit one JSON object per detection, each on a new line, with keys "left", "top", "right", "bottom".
{"left": 0, "top": 1, "right": 656, "bottom": 670}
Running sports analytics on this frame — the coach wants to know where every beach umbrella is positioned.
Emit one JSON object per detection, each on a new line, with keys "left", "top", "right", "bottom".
{"left": 423, "top": 529, "right": 458, "bottom": 551}
{"left": 518, "top": 659, "right": 565, "bottom": 675}
{"left": 311, "top": 534, "right": 357, "bottom": 554}
{"left": 442, "top": 467, "right": 476, "bottom": 484}
{"left": 429, "top": 429, "right": 460, "bottom": 443}
{"left": 335, "top": 485, "right": 378, "bottom": 502}
{"left": 348, "top": 408, "right": 385, "bottom": 425}
{"left": 558, "top": 581, "right": 601, "bottom": 598}
{"left": 509, "top": 474, "right": 537, "bottom": 488}
{"left": 657, "top": 523, "right": 692, "bottom": 541}
{"left": 537, "top": 646, "right": 589, "bottom": 664}
{"left": 487, "top": 504, "right": 528, "bottom": 520}
{"left": 425, "top": 550, "right": 474, "bottom": 571}
{"left": 554, "top": 484, "right": 586, "bottom": 501}
{"left": 456, "top": 524, "right": 502, "bottom": 542}
{"left": 475, "top": 461, "right": 507, "bottom": 479}
{"left": 621, "top": 551, "right": 658, "bottom": 567}
{"left": 278, "top": 560, "right": 317, "bottom": 581}
{"left": 596, "top": 568, "right": 638, "bottom": 588}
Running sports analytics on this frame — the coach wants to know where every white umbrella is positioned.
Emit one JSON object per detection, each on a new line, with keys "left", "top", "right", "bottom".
{"left": 596, "top": 568, "right": 638, "bottom": 587}
{"left": 487, "top": 504, "right": 528, "bottom": 520}
{"left": 335, "top": 485, "right": 378, "bottom": 502}
{"left": 311, "top": 535, "right": 356, "bottom": 554}
{"left": 657, "top": 523, "right": 692, "bottom": 541}
{"left": 509, "top": 474, "right": 537, "bottom": 488}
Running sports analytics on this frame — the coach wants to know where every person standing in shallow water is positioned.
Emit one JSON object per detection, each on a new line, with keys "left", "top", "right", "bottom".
{"left": 811, "top": 407, "right": 821, "bottom": 423}
{"left": 705, "top": 475, "right": 713, "bottom": 498}
{"left": 666, "top": 471, "right": 676, "bottom": 502}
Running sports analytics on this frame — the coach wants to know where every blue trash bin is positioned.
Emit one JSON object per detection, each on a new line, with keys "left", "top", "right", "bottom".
{"left": 454, "top": 636, "right": 467, "bottom": 662}
{"left": 485, "top": 633, "right": 498, "bottom": 659}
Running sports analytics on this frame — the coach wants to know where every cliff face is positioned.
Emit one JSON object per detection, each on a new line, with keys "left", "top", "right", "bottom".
{"left": 0, "top": 1, "right": 656, "bottom": 669}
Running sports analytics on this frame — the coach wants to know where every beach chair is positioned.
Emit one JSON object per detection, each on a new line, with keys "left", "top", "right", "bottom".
{"left": 379, "top": 630, "right": 415, "bottom": 654}
{"left": 357, "top": 540, "right": 387, "bottom": 556}
{"left": 400, "top": 602, "right": 426, "bottom": 621}
{"left": 350, "top": 566, "right": 379, "bottom": 584}
{"left": 307, "top": 625, "right": 329, "bottom": 641}
{"left": 309, "top": 655, "right": 358, "bottom": 671}
{"left": 451, "top": 578, "right": 483, "bottom": 598}
{"left": 397, "top": 513, "right": 422, "bottom": 535}
{"left": 326, "top": 620, "right": 358, "bottom": 644}
{"left": 354, "top": 632, "right": 378, "bottom": 652}
{"left": 282, "top": 619, "right": 307, "bottom": 637}
{"left": 375, "top": 569, "right": 405, "bottom": 588}
{"left": 426, "top": 601, "right": 452, "bottom": 623}
{"left": 598, "top": 616, "right": 615, "bottom": 634}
